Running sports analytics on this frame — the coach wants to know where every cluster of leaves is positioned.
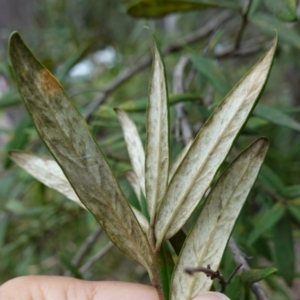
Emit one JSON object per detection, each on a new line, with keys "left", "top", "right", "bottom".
{"left": 1, "top": 0, "right": 300, "bottom": 299}
{"left": 8, "top": 30, "right": 276, "bottom": 300}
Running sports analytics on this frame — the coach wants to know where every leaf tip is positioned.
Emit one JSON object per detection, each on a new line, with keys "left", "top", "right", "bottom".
{"left": 8, "top": 31, "right": 22, "bottom": 58}
{"left": 114, "top": 107, "right": 121, "bottom": 114}
{"left": 256, "top": 137, "right": 269, "bottom": 153}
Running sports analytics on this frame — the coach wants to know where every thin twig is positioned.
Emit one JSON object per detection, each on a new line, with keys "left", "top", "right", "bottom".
{"left": 173, "top": 56, "right": 193, "bottom": 144}
{"left": 185, "top": 264, "right": 242, "bottom": 293}
{"left": 185, "top": 265, "right": 227, "bottom": 292}
{"left": 83, "top": 10, "right": 232, "bottom": 120}
{"left": 225, "top": 263, "right": 243, "bottom": 291}
{"left": 79, "top": 241, "right": 114, "bottom": 274}
{"left": 261, "top": 184, "right": 285, "bottom": 203}
{"left": 214, "top": 40, "right": 262, "bottom": 58}
{"left": 72, "top": 225, "right": 102, "bottom": 267}
{"left": 228, "top": 237, "right": 270, "bottom": 300}
{"left": 234, "top": 0, "right": 252, "bottom": 50}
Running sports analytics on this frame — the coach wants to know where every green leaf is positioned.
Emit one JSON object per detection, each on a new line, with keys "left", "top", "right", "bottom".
{"left": 145, "top": 38, "right": 169, "bottom": 223}
{"left": 171, "top": 138, "right": 269, "bottom": 299}
{"left": 3, "top": 114, "right": 32, "bottom": 168}
{"left": 169, "top": 229, "right": 187, "bottom": 255}
{"left": 283, "top": 185, "right": 300, "bottom": 198}
{"left": 155, "top": 36, "right": 277, "bottom": 248}
{"left": 125, "top": 0, "right": 238, "bottom": 18}
{"left": 264, "top": 0, "right": 297, "bottom": 22}
{"left": 0, "top": 89, "right": 22, "bottom": 108}
{"left": 241, "top": 267, "right": 277, "bottom": 284}
{"left": 249, "top": 0, "right": 263, "bottom": 17}
{"left": 9, "top": 151, "right": 150, "bottom": 233}
{"left": 56, "top": 43, "right": 92, "bottom": 81}
{"left": 248, "top": 203, "right": 285, "bottom": 245}
{"left": 159, "top": 241, "right": 175, "bottom": 300}
{"left": 224, "top": 275, "right": 244, "bottom": 300}
{"left": 0, "top": 213, "right": 9, "bottom": 248}
{"left": 190, "top": 53, "right": 231, "bottom": 96}
{"left": 287, "top": 205, "right": 300, "bottom": 225}
{"left": 265, "top": 276, "right": 294, "bottom": 300}
{"left": 250, "top": 13, "right": 300, "bottom": 48}
{"left": 9, "top": 32, "right": 155, "bottom": 277}
{"left": 272, "top": 214, "right": 295, "bottom": 285}
{"left": 115, "top": 109, "right": 146, "bottom": 197}
{"left": 254, "top": 103, "right": 300, "bottom": 132}
{"left": 59, "top": 254, "right": 83, "bottom": 279}
{"left": 258, "top": 164, "right": 286, "bottom": 194}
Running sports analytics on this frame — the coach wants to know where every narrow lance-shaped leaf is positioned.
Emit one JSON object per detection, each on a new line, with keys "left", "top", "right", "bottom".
{"left": 171, "top": 138, "right": 269, "bottom": 300}
{"left": 273, "top": 214, "right": 295, "bottom": 285}
{"left": 9, "top": 151, "right": 150, "bottom": 233}
{"left": 115, "top": 109, "right": 146, "bottom": 196}
{"left": 9, "top": 32, "right": 154, "bottom": 276}
{"left": 241, "top": 267, "right": 277, "bottom": 284}
{"left": 254, "top": 103, "right": 300, "bottom": 132}
{"left": 10, "top": 151, "right": 83, "bottom": 206}
{"left": 247, "top": 202, "right": 285, "bottom": 245}
{"left": 155, "top": 36, "right": 277, "bottom": 248}
{"left": 264, "top": 0, "right": 297, "bottom": 22}
{"left": 146, "top": 39, "right": 169, "bottom": 224}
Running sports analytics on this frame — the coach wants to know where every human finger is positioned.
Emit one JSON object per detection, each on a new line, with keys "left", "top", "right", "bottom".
{"left": 193, "top": 291, "right": 231, "bottom": 300}
{"left": 0, "top": 276, "right": 159, "bottom": 300}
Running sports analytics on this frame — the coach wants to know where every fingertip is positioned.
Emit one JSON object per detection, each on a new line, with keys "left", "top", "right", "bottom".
{"left": 193, "top": 291, "right": 231, "bottom": 300}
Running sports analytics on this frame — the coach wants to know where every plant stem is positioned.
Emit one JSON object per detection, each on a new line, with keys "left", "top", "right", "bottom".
{"left": 148, "top": 224, "right": 165, "bottom": 300}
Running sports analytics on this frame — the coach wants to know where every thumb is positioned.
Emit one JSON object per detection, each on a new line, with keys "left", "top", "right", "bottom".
{"left": 193, "top": 292, "right": 231, "bottom": 300}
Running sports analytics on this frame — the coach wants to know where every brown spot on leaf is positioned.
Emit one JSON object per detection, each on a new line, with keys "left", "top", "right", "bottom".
{"left": 37, "top": 70, "right": 61, "bottom": 95}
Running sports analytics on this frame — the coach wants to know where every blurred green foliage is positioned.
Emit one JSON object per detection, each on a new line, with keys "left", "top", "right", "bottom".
{"left": 1, "top": 0, "right": 300, "bottom": 298}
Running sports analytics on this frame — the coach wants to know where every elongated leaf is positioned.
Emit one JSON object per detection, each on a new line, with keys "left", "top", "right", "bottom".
{"left": 126, "top": 0, "right": 238, "bottom": 18}
{"left": 284, "top": 185, "right": 300, "bottom": 198}
{"left": 115, "top": 109, "right": 146, "bottom": 196}
{"left": 9, "top": 32, "right": 154, "bottom": 276}
{"left": 0, "top": 89, "right": 22, "bottom": 108}
{"left": 250, "top": 13, "right": 300, "bottom": 48}
{"left": 258, "top": 164, "right": 286, "bottom": 194}
{"left": 247, "top": 203, "right": 285, "bottom": 245}
{"left": 241, "top": 267, "right": 277, "bottom": 284}
{"left": 190, "top": 53, "right": 231, "bottom": 96}
{"left": 0, "top": 212, "right": 9, "bottom": 248}
{"left": 9, "top": 151, "right": 150, "bottom": 233}
{"left": 265, "top": 276, "right": 294, "bottom": 300}
{"left": 170, "top": 138, "right": 269, "bottom": 299}
{"left": 126, "top": 1, "right": 213, "bottom": 18}
{"left": 288, "top": 204, "right": 300, "bottom": 218}
{"left": 145, "top": 39, "right": 169, "bottom": 223}
{"left": 224, "top": 276, "right": 244, "bottom": 300}
{"left": 159, "top": 241, "right": 175, "bottom": 300}
{"left": 4, "top": 114, "right": 32, "bottom": 168}
{"left": 59, "top": 254, "right": 83, "bottom": 279}
{"left": 118, "top": 93, "right": 200, "bottom": 112}
{"left": 264, "top": 0, "right": 297, "bottom": 22}
{"left": 249, "top": 0, "right": 263, "bottom": 16}
{"left": 273, "top": 214, "right": 295, "bottom": 285}
{"left": 155, "top": 37, "right": 277, "bottom": 247}
{"left": 254, "top": 103, "right": 300, "bottom": 132}
{"left": 10, "top": 151, "right": 83, "bottom": 205}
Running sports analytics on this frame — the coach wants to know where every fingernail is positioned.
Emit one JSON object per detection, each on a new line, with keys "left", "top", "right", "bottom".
{"left": 193, "top": 291, "right": 231, "bottom": 300}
